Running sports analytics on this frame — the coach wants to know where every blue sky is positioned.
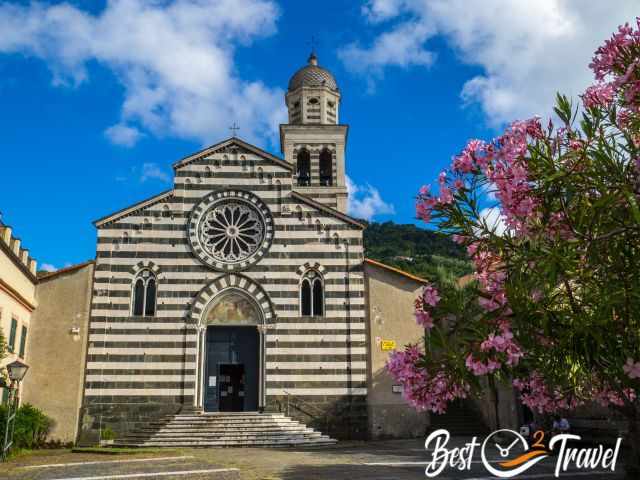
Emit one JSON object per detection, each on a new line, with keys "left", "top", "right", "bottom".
{"left": 0, "top": 0, "right": 636, "bottom": 270}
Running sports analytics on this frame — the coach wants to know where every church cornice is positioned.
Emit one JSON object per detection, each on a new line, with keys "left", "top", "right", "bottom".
{"left": 291, "top": 191, "right": 365, "bottom": 229}
{"left": 172, "top": 137, "right": 293, "bottom": 172}
{"left": 93, "top": 189, "right": 174, "bottom": 228}
{"left": 279, "top": 124, "right": 349, "bottom": 154}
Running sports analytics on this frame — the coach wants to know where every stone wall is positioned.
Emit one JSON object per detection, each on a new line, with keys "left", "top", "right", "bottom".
{"left": 77, "top": 397, "right": 190, "bottom": 445}
{"left": 266, "top": 394, "right": 368, "bottom": 440}
{"left": 22, "top": 262, "right": 94, "bottom": 443}
{"left": 364, "top": 260, "right": 430, "bottom": 439}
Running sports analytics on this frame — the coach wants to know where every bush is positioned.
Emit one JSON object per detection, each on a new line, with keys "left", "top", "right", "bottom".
{"left": 100, "top": 426, "right": 116, "bottom": 441}
{"left": 0, "top": 403, "right": 53, "bottom": 449}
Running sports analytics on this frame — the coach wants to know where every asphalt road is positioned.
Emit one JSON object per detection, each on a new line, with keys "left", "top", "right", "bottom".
{"left": 1, "top": 439, "right": 628, "bottom": 480}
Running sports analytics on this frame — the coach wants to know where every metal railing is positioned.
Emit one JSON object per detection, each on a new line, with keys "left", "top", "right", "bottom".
{"left": 282, "top": 390, "right": 329, "bottom": 435}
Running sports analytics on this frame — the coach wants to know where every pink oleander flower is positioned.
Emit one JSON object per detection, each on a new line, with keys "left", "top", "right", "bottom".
{"left": 465, "top": 354, "right": 501, "bottom": 376}
{"left": 452, "top": 139, "right": 487, "bottom": 173}
{"left": 617, "top": 108, "right": 632, "bottom": 127}
{"left": 452, "top": 234, "right": 466, "bottom": 244}
{"left": 623, "top": 358, "right": 640, "bottom": 379}
{"left": 415, "top": 310, "right": 434, "bottom": 329}
{"left": 590, "top": 19, "right": 640, "bottom": 81}
{"left": 422, "top": 284, "right": 441, "bottom": 307}
{"left": 513, "top": 371, "right": 581, "bottom": 414}
{"left": 416, "top": 201, "right": 432, "bottom": 223}
{"left": 530, "top": 289, "right": 543, "bottom": 302}
{"left": 582, "top": 83, "right": 615, "bottom": 109}
{"left": 438, "top": 186, "right": 454, "bottom": 205}
{"left": 569, "top": 139, "right": 583, "bottom": 150}
{"left": 387, "top": 346, "right": 469, "bottom": 413}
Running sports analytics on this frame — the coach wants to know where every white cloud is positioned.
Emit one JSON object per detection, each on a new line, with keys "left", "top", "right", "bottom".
{"left": 346, "top": 175, "right": 395, "bottom": 220}
{"left": 342, "top": 0, "right": 638, "bottom": 125}
{"left": 40, "top": 263, "right": 57, "bottom": 272}
{"left": 140, "top": 162, "right": 170, "bottom": 183}
{"left": 105, "top": 124, "right": 143, "bottom": 147}
{"left": 0, "top": 0, "right": 286, "bottom": 147}
{"left": 478, "top": 207, "right": 507, "bottom": 236}
{"left": 339, "top": 21, "right": 435, "bottom": 76}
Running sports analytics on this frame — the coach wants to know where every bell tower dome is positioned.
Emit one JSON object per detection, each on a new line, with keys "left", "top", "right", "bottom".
{"left": 286, "top": 52, "right": 340, "bottom": 125}
{"left": 280, "top": 52, "right": 348, "bottom": 213}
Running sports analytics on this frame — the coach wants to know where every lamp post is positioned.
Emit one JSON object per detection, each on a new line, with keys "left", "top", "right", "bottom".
{"left": 2, "top": 360, "right": 29, "bottom": 461}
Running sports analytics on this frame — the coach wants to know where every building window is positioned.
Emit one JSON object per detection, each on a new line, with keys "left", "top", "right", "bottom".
{"left": 300, "top": 271, "right": 324, "bottom": 316}
{"left": 18, "top": 326, "right": 27, "bottom": 358}
{"left": 8, "top": 317, "right": 17, "bottom": 353}
{"left": 296, "top": 149, "right": 311, "bottom": 186}
{"left": 132, "top": 269, "right": 157, "bottom": 316}
{"left": 319, "top": 148, "right": 333, "bottom": 186}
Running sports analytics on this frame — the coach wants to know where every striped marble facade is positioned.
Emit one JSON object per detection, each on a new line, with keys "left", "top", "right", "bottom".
{"left": 80, "top": 138, "right": 368, "bottom": 441}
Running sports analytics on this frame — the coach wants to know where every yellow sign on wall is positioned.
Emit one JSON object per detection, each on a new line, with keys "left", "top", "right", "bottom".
{"left": 381, "top": 340, "right": 396, "bottom": 351}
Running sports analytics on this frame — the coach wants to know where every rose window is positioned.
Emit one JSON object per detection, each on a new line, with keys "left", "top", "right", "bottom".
{"left": 188, "top": 190, "right": 273, "bottom": 271}
{"left": 199, "top": 202, "right": 265, "bottom": 262}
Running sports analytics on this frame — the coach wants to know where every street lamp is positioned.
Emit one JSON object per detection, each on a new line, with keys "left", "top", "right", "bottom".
{"left": 2, "top": 360, "right": 29, "bottom": 461}
{"left": 7, "top": 360, "right": 29, "bottom": 383}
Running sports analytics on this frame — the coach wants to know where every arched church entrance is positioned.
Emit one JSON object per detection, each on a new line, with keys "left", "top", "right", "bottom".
{"left": 198, "top": 289, "right": 265, "bottom": 412}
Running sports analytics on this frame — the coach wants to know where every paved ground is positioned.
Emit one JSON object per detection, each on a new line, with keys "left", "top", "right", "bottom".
{"left": 1, "top": 439, "right": 627, "bottom": 480}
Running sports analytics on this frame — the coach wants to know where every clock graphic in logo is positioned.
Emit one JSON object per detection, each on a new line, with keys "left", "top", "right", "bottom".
{"left": 481, "top": 429, "right": 548, "bottom": 478}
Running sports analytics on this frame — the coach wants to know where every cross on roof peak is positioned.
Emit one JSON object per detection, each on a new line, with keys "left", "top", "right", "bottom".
{"left": 229, "top": 122, "right": 240, "bottom": 137}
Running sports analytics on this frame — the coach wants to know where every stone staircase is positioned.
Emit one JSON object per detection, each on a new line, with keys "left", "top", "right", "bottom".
{"left": 113, "top": 412, "right": 337, "bottom": 448}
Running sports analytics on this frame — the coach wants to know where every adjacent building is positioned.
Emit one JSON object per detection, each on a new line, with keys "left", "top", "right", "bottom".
{"left": 21, "top": 261, "right": 94, "bottom": 443}
{"left": 0, "top": 220, "right": 37, "bottom": 403}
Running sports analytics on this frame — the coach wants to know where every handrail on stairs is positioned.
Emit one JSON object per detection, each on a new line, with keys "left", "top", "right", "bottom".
{"left": 282, "top": 390, "right": 330, "bottom": 435}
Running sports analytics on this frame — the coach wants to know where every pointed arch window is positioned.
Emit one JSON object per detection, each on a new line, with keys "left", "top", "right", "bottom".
{"left": 132, "top": 269, "right": 157, "bottom": 316}
{"left": 296, "top": 149, "right": 311, "bottom": 186}
{"left": 319, "top": 148, "right": 333, "bottom": 186}
{"left": 300, "top": 270, "right": 324, "bottom": 317}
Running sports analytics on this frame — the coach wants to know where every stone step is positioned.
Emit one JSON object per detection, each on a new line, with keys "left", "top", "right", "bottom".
{"left": 114, "top": 438, "right": 337, "bottom": 448}
{"left": 120, "top": 435, "right": 325, "bottom": 444}
{"left": 162, "top": 413, "right": 286, "bottom": 419}
{"left": 145, "top": 423, "right": 307, "bottom": 430}
{"left": 136, "top": 427, "right": 313, "bottom": 434}
{"left": 124, "top": 430, "right": 322, "bottom": 438}
{"left": 112, "top": 412, "right": 336, "bottom": 448}
{"left": 141, "top": 422, "right": 309, "bottom": 428}
{"left": 150, "top": 418, "right": 300, "bottom": 423}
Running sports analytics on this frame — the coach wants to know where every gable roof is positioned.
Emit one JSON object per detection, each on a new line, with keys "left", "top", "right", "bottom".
{"left": 94, "top": 189, "right": 173, "bottom": 228}
{"left": 364, "top": 258, "right": 428, "bottom": 284}
{"left": 291, "top": 191, "right": 365, "bottom": 229}
{"left": 38, "top": 260, "right": 94, "bottom": 282}
{"left": 173, "top": 137, "right": 293, "bottom": 171}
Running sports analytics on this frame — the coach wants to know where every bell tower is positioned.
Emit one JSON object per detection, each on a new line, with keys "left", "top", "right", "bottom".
{"left": 280, "top": 52, "right": 348, "bottom": 213}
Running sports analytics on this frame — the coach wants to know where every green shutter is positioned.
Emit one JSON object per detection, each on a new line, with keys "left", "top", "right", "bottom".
{"left": 8, "top": 318, "right": 17, "bottom": 352}
{"left": 1, "top": 387, "right": 8, "bottom": 405}
{"left": 19, "top": 326, "right": 27, "bottom": 358}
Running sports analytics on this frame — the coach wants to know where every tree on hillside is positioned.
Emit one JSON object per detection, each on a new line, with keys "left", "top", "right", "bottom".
{"left": 388, "top": 19, "right": 640, "bottom": 476}
{"left": 363, "top": 221, "right": 472, "bottom": 281}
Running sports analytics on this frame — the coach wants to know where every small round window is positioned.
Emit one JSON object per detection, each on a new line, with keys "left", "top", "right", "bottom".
{"left": 308, "top": 98, "right": 319, "bottom": 105}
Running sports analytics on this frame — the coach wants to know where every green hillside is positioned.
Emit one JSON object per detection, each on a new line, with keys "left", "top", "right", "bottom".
{"left": 363, "top": 221, "right": 472, "bottom": 283}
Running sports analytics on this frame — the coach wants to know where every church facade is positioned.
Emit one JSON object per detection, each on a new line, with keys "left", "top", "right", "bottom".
{"left": 78, "top": 54, "right": 430, "bottom": 443}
